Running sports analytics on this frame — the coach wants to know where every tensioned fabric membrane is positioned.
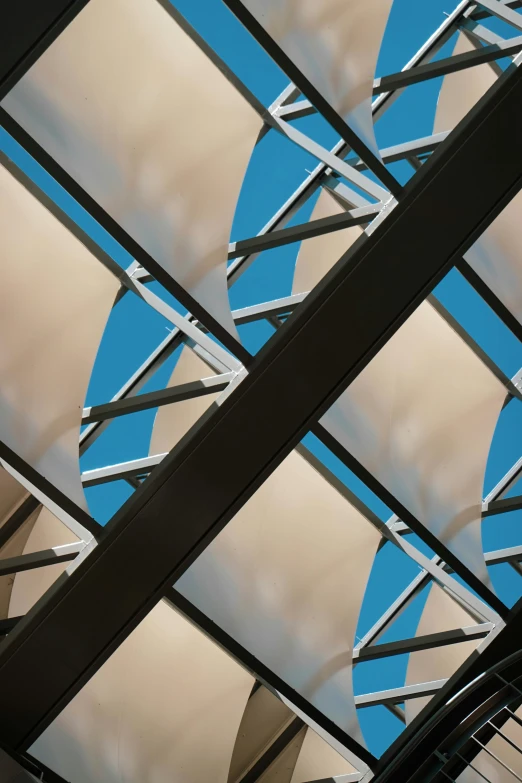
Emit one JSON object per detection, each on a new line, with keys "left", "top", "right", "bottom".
{"left": 153, "top": 346, "right": 381, "bottom": 746}
{"left": 294, "top": 187, "right": 505, "bottom": 587}
{"left": 435, "top": 32, "right": 522, "bottom": 325}
{"left": 239, "top": 0, "right": 393, "bottom": 155}
{"left": 10, "top": 483, "right": 357, "bottom": 782}
{"left": 1, "top": 0, "right": 262, "bottom": 339}
{"left": 0, "top": 160, "right": 118, "bottom": 512}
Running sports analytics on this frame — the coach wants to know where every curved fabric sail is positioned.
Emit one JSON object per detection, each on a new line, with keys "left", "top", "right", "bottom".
{"left": 152, "top": 347, "right": 380, "bottom": 745}
{"left": 8, "top": 503, "right": 253, "bottom": 783}
{"left": 404, "top": 584, "right": 481, "bottom": 724}
{"left": 2, "top": 0, "right": 261, "bottom": 338}
{"left": 0, "top": 162, "right": 118, "bottom": 511}
{"left": 16, "top": 594, "right": 253, "bottom": 782}
{"left": 435, "top": 33, "right": 522, "bottom": 324}
{"left": 241, "top": 0, "right": 393, "bottom": 154}
{"left": 293, "top": 186, "right": 505, "bottom": 587}
{"left": 320, "top": 301, "right": 505, "bottom": 586}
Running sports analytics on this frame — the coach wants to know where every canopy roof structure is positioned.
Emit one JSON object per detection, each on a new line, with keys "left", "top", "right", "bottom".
{"left": 0, "top": 1, "right": 521, "bottom": 782}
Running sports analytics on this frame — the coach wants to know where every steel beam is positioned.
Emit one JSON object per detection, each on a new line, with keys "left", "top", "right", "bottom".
{"left": 355, "top": 680, "right": 447, "bottom": 709}
{"left": 79, "top": 327, "right": 184, "bottom": 453}
{"left": 227, "top": 206, "right": 380, "bottom": 259}
{"left": 232, "top": 294, "right": 306, "bottom": 326}
{"left": 485, "top": 545, "right": 522, "bottom": 566}
{"left": 81, "top": 454, "right": 167, "bottom": 488}
{"left": 0, "top": 618, "right": 22, "bottom": 638}
{"left": 0, "top": 543, "right": 84, "bottom": 578}
{"left": 483, "top": 495, "right": 522, "bottom": 517}
{"left": 477, "top": 0, "right": 522, "bottom": 31}
{"left": 484, "top": 456, "right": 522, "bottom": 503}
{"left": 353, "top": 568, "right": 432, "bottom": 652}
{"left": 0, "top": 451, "right": 98, "bottom": 542}
{"left": 82, "top": 373, "right": 233, "bottom": 424}
{"left": 237, "top": 718, "right": 304, "bottom": 783}
{"left": 0, "top": 496, "right": 40, "bottom": 551}
{"left": 373, "top": 36, "right": 522, "bottom": 93}
{"left": 0, "top": 0, "right": 90, "bottom": 100}
{"left": 348, "top": 133, "right": 449, "bottom": 172}
{"left": 277, "top": 36, "right": 522, "bottom": 124}
{"left": 0, "top": 56, "right": 520, "bottom": 755}
{"left": 353, "top": 625, "right": 492, "bottom": 662}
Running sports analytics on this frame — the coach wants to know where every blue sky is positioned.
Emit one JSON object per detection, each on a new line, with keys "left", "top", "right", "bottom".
{"left": 1, "top": 0, "right": 521, "bottom": 759}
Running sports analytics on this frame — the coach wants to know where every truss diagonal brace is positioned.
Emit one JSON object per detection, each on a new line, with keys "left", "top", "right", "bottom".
{"left": 0, "top": 57, "right": 520, "bottom": 759}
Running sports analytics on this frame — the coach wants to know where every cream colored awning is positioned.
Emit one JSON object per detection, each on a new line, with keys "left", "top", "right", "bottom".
{"left": 320, "top": 300, "right": 504, "bottom": 586}
{"left": 28, "top": 601, "right": 253, "bottom": 783}
{"left": 8, "top": 503, "right": 254, "bottom": 783}
{"left": 177, "top": 448, "right": 380, "bottom": 745}
{"left": 435, "top": 32, "right": 522, "bottom": 325}
{"left": 2, "top": 0, "right": 261, "bottom": 338}
{"left": 293, "top": 185, "right": 505, "bottom": 587}
{"left": 241, "top": 0, "right": 392, "bottom": 154}
{"left": 0, "top": 161, "right": 118, "bottom": 512}
{"left": 151, "top": 347, "right": 380, "bottom": 745}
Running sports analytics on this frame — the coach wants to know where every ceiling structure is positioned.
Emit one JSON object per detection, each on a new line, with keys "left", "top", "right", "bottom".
{"left": 0, "top": 1, "right": 521, "bottom": 781}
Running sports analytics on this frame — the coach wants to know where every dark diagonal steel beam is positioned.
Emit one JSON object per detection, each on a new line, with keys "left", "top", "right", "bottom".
{"left": 0, "top": 0, "right": 90, "bottom": 100}
{"left": 0, "top": 56, "right": 520, "bottom": 760}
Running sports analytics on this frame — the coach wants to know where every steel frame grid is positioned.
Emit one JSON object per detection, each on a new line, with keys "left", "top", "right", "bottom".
{"left": 0, "top": 0, "right": 521, "bottom": 779}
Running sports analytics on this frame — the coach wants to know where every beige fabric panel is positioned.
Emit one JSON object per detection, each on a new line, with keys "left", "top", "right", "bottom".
{"left": 290, "top": 727, "right": 357, "bottom": 783}
{"left": 177, "top": 450, "right": 380, "bottom": 746}
{"left": 321, "top": 301, "right": 505, "bottom": 585}
{"left": 229, "top": 686, "right": 294, "bottom": 783}
{"left": 242, "top": 0, "right": 392, "bottom": 154}
{"left": 292, "top": 189, "right": 363, "bottom": 295}
{"left": 29, "top": 600, "right": 254, "bottom": 783}
{"left": 150, "top": 348, "right": 220, "bottom": 456}
{"left": 0, "top": 164, "right": 118, "bottom": 511}
{"left": 435, "top": 33, "right": 522, "bottom": 324}
{"left": 8, "top": 506, "right": 79, "bottom": 619}
{"left": 3, "top": 0, "right": 261, "bottom": 338}
{"left": 405, "top": 584, "right": 480, "bottom": 723}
